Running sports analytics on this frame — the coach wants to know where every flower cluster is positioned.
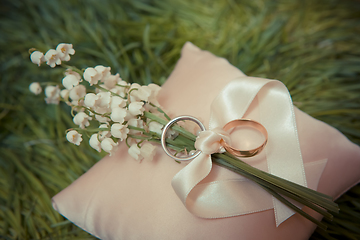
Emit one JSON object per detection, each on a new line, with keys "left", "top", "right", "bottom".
{"left": 29, "top": 44, "right": 164, "bottom": 162}
{"left": 30, "top": 43, "right": 75, "bottom": 68}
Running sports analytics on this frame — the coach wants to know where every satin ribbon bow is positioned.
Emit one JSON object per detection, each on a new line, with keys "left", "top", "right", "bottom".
{"left": 171, "top": 76, "right": 309, "bottom": 226}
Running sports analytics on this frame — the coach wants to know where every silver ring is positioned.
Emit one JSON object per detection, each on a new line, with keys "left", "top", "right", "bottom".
{"left": 161, "top": 115, "right": 206, "bottom": 161}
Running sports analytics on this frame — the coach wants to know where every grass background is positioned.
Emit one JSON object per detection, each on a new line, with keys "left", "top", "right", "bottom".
{"left": 1, "top": 0, "right": 360, "bottom": 239}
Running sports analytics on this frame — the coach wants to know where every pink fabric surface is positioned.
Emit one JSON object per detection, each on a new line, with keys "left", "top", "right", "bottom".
{"left": 52, "top": 42, "right": 360, "bottom": 240}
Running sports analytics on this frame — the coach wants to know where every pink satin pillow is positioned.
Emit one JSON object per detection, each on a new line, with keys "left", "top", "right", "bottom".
{"left": 52, "top": 42, "right": 360, "bottom": 240}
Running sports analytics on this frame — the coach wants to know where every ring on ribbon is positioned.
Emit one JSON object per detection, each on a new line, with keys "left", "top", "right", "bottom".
{"left": 161, "top": 116, "right": 269, "bottom": 160}
{"left": 220, "top": 119, "right": 268, "bottom": 158}
{"left": 161, "top": 115, "right": 206, "bottom": 161}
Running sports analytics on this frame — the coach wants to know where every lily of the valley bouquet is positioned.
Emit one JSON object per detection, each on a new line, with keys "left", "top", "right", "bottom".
{"left": 29, "top": 43, "right": 339, "bottom": 230}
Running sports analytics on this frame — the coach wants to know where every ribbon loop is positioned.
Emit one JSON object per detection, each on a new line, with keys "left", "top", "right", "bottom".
{"left": 195, "top": 128, "right": 230, "bottom": 155}
{"left": 171, "top": 76, "right": 310, "bottom": 226}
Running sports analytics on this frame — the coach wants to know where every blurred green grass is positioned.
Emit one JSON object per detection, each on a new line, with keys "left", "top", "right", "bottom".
{"left": 0, "top": 0, "right": 360, "bottom": 239}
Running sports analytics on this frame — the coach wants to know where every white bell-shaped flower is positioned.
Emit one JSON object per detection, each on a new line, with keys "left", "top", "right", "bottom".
{"left": 129, "top": 83, "right": 151, "bottom": 102}
{"left": 44, "top": 49, "right": 61, "bottom": 68}
{"left": 110, "top": 86, "right": 127, "bottom": 98}
{"left": 71, "top": 99, "right": 84, "bottom": 107}
{"left": 140, "top": 143, "right": 156, "bottom": 161}
{"left": 84, "top": 93, "right": 100, "bottom": 108}
{"left": 147, "top": 83, "right": 162, "bottom": 105}
{"left": 65, "top": 69, "right": 82, "bottom": 80}
{"left": 96, "top": 92, "right": 112, "bottom": 108}
{"left": 127, "top": 118, "right": 144, "bottom": 134}
{"left": 62, "top": 74, "right": 80, "bottom": 90}
{"left": 110, "top": 96, "right": 126, "bottom": 109}
{"left": 66, "top": 130, "right": 82, "bottom": 146}
{"left": 56, "top": 43, "right": 75, "bottom": 61}
{"left": 98, "top": 123, "right": 111, "bottom": 140}
{"left": 113, "top": 79, "right": 129, "bottom": 96}
{"left": 83, "top": 67, "right": 101, "bottom": 85}
{"left": 29, "top": 82, "right": 42, "bottom": 95}
{"left": 128, "top": 144, "right": 142, "bottom": 161}
{"left": 69, "top": 85, "right": 86, "bottom": 101}
{"left": 110, "top": 107, "right": 127, "bottom": 123}
{"left": 95, "top": 65, "right": 111, "bottom": 79}
{"left": 110, "top": 123, "right": 129, "bottom": 141}
{"left": 100, "top": 138, "right": 118, "bottom": 156}
{"left": 73, "top": 112, "right": 92, "bottom": 129}
{"left": 128, "top": 83, "right": 140, "bottom": 98}
{"left": 103, "top": 73, "right": 120, "bottom": 89}
{"left": 89, "top": 134, "right": 101, "bottom": 152}
{"left": 94, "top": 107, "right": 110, "bottom": 123}
{"left": 44, "top": 85, "right": 60, "bottom": 104}
{"left": 148, "top": 121, "right": 163, "bottom": 135}
{"left": 30, "top": 51, "right": 45, "bottom": 66}
{"left": 44, "top": 85, "right": 59, "bottom": 97}
{"left": 128, "top": 101, "right": 145, "bottom": 116}
{"left": 127, "top": 118, "right": 143, "bottom": 128}
{"left": 60, "top": 89, "right": 69, "bottom": 101}
{"left": 118, "top": 79, "right": 128, "bottom": 85}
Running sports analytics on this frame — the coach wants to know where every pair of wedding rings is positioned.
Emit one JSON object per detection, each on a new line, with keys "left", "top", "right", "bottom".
{"left": 160, "top": 116, "right": 268, "bottom": 161}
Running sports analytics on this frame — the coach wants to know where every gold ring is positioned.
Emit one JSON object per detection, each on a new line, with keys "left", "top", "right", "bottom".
{"left": 220, "top": 119, "right": 268, "bottom": 157}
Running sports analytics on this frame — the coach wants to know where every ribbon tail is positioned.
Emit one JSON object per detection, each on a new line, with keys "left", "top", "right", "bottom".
{"left": 171, "top": 153, "right": 212, "bottom": 214}
{"left": 209, "top": 77, "right": 308, "bottom": 225}
{"left": 274, "top": 158, "right": 329, "bottom": 226}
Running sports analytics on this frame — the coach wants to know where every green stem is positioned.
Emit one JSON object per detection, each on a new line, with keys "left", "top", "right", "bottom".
{"left": 128, "top": 134, "right": 150, "bottom": 141}
{"left": 61, "top": 64, "right": 83, "bottom": 75}
{"left": 264, "top": 184, "right": 328, "bottom": 229}
{"left": 214, "top": 153, "right": 338, "bottom": 212}
{"left": 93, "top": 84, "right": 126, "bottom": 99}
{"left": 66, "top": 127, "right": 107, "bottom": 133}
{"left": 148, "top": 138, "right": 186, "bottom": 152}
{"left": 220, "top": 152, "right": 333, "bottom": 201}
{"left": 212, "top": 157, "right": 331, "bottom": 229}
{"left": 172, "top": 134, "right": 196, "bottom": 149}
{"left": 144, "top": 111, "right": 197, "bottom": 141}
{"left": 116, "top": 83, "right": 129, "bottom": 88}
{"left": 149, "top": 102, "right": 171, "bottom": 120}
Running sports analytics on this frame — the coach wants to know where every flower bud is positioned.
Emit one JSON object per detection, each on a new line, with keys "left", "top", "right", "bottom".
{"left": 29, "top": 82, "right": 42, "bottom": 95}
{"left": 30, "top": 51, "right": 45, "bottom": 66}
